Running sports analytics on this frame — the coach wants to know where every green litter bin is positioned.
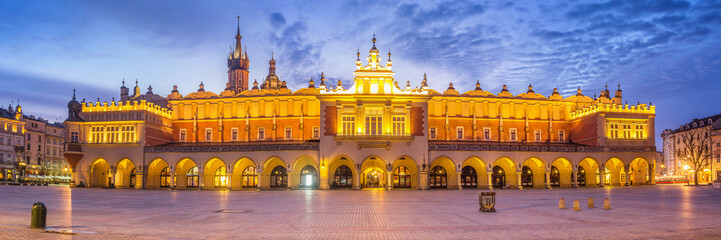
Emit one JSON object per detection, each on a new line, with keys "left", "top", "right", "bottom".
{"left": 31, "top": 202, "right": 46, "bottom": 228}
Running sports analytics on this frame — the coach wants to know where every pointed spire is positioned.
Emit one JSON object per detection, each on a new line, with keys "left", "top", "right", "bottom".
{"left": 527, "top": 84, "right": 534, "bottom": 93}
{"left": 371, "top": 34, "right": 377, "bottom": 50}
{"left": 122, "top": 79, "right": 125, "bottom": 87}
{"left": 72, "top": 89, "right": 76, "bottom": 101}
{"left": 236, "top": 16, "right": 240, "bottom": 36}
{"left": 198, "top": 81, "right": 205, "bottom": 92}
{"left": 421, "top": 73, "right": 429, "bottom": 89}
{"left": 308, "top": 77, "right": 315, "bottom": 88}
{"left": 388, "top": 49, "right": 391, "bottom": 61}
{"left": 576, "top": 87, "right": 583, "bottom": 96}
{"left": 147, "top": 85, "right": 153, "bottom": 94}
{"left": 232, "top": 16, "right": 243, "bottom": 59}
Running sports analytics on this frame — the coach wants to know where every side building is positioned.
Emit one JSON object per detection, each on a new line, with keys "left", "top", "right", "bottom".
{"left": 63, "top": 29, "right": 657, "bottom": 190}
{"left": 661, "top": 114, "right": 721, "bottom": 183}
{"left": 0, "top": 104, "right": 25, "bottom": 183}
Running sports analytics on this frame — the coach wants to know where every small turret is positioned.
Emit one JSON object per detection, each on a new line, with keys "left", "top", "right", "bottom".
{"left": 421, "top": 73, "right": 429, "bottom": 90}
{"left": 613, "top": 82, "right": 623, "bottom": 105}
{"left": 475, "top": 80, "right": 482, "bottom": 91}
{"left": 319, "top": 72, "right": 327, "bottom": 91}
{"left": 66, "top": 89, "right": 83, "bottom": 122}
{"left": 120, "top": 79, "right": 129, "bottom": 101}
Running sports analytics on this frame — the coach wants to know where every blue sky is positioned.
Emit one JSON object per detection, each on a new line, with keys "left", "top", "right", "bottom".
{"left": 1, "top": 0, "right": 720, "bottom": 148}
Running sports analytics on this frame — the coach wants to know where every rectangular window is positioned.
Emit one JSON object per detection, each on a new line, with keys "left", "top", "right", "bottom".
{"left": 312, "top": 127, "right": 320, "bottom": 139}
{"left": 285, "top": 127, "right": 292, "bottom": 139}
{"left": 622, "top": 124, "right": 631, "bottom": 138}
{"left": 534, "top": 130, "right": 541, "bottom": 142}
{"left": 179, "top": 129, "right": 187, "bottom": 142}
{"left": 365, "top": 116, "right": 382, "bottom": 135}
{"left": 483, "top": 127, "right": 491, "bottom": 141}
{"left": 258, "top": 127, "right": 265, "bottom": 140}
{"left": 609, "top": 124, "right": 619, "bottom": 139}
{"left": 429, "top": 127, "right": 437, "bottom": 139}
{"left": 205, "top": 128, "right": 212, "bottom": 142}
{"left": 558, "top": 130, "right": 565, "bottom": 142}
{"left": 71, "top": 132, "right": 79, "bottom": 143}
{"left": 456, "top": 127, "right": 464, "bottom": 140}
{"left": 231, "top": 128, "right": 239, "bottom": 141}
{"left": 38, "top": 135, "right": 42, "bottom": 142}
{"left": 510, "top": 128, "right": 517, "bottom": 141}
{"left": 635, "top": 125, "right": 645, "bottom": 139}
{"left": 27, "top": 135, "right": 31, "bottom": 140}
{"left": 341, "top": 116, "right": 356, "bottom": 135}
{"left": 716, "top": 154, "right": 720, "bottom": 163}
{"left": 392, "top": 116, "right": 406, "bottom": 136}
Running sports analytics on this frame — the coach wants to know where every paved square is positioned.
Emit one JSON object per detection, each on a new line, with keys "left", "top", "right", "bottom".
{"left": 1, "top": 185, "right": 720, "bottom": 239}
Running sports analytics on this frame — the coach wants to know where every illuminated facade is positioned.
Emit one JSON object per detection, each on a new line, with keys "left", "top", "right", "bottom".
{"left": 64, "top": 27, "right": 657, "bottom": 190}
{"left": 0, "top": 105, "right": 24, "bottom": 183}
{"left": 661, "top": 114, "right": 721, "bottom": 183}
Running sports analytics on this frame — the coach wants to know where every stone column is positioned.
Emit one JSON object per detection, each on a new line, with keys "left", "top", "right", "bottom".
{"left": 226, "top": 170, "right": 233, "bottom": 190}
{"left": 419, "top": 170, "right": 429, "bottom": 190}
{"left": 169, "top": 170, "right": 176, "bottom": 190}
{"left": 572, "top": 170, "right": 578, "bottom": 188}
{"left": 625, "top": 170, "right": 630, "bottom": 186}
{"left": 650, "top": 164, "right": 656, "bottom": 184}
{"left": 599, "top": 170, "right": 605, "bottom": 187}
{"left": 545, "top": 170, "right": 551, "bottom": 189}
{"left": 516, "top": 170, "right": 523, "bottom": 190}
{"left": 109, "top": 170, "right": 116, "bottom": 188}
{"left": 386, "top": 171, "right": 392, "bottom": 190}
{"left": 84, "top": 171, "right": 91, "bottom": 188}
{"left": 256, "top": 169, "right": 262, "bottom": 191}
{"left": 319, "top": 166, "right": 330, "bottom": 190}
{"left": 353, "top": 169, "right": 361, "bottom": 190}
{"left": 287, "top": 172, "right": 294, "bottom": 190}
{"left": 135, "top": 170, "right": 144, "bottom": 189}
{"left": 487, "top": 171, "right": 493, "bottom": 190}
{"left": 457, "top": 171, "right": 463, "bottom": 190}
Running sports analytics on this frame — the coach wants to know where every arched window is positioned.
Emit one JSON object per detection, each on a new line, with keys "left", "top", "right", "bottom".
{"left": 492, "top": 166, "right": 505, "bottom": 189}
{"left": 333, "top": 165, "right": 353, "bottom": 188}
{"left": 429, "top": 166, "right": 447, "bottom": 188}
{"left": 187, "top": 166, "right": 199, "bottom": 188}
{"left": 242, "top": 166, "right": 257, "bottom": 188}
{"left": 393, "top": 166, "right": 412, "bottom": 188}
{"left": 461, "top": 166, "right": 477, "bottom": 187}
{"left": 270, "top": 166, "right": 287, "bottom": 188}
{"left": 160, "top": 167, "right": 170, "bottom": 188}
{"left": 521, "top": 166, "right": 533, "bottom": 187}
{"left": 300, "top": 165, "right": 317, "bottom": 188}
{"left": 577, "top": 166, "right": 586, "bottom": 186}
{"left": 214, "top": 166, "right": 227, "bottom": 188}
{"left": 130, "top": 168, "right": 136, "bottom": 188}
{"left": 550, "top": 166, "right": 560, "bottom": 187}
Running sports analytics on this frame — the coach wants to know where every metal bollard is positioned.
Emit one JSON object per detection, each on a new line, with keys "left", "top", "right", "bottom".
{"left": 31, "top": 202, "right": 47, "bottom": 228}
{"left": 558, "top": 198, "right": 566, "bottom": 209}
{"left": 588, "top": 197, "right": 595, "bottom": 208}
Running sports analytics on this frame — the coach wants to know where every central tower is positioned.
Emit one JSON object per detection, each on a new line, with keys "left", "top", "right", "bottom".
{"left": 227, "top": 17, "right": 249, "bottom": 93}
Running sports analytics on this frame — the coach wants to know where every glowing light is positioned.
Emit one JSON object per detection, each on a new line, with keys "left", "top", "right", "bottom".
{"left": 683, "top": 165, "right": 690, "bottom": 170}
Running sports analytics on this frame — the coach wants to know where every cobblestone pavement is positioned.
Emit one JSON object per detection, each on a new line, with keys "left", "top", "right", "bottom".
{"left": 1, "top": 184, "right": 720, "bottom": 239}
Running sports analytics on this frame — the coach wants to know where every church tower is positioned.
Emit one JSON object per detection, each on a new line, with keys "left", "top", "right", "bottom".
{"left": 227, "top": 16, "right": 250, "bottom": 93}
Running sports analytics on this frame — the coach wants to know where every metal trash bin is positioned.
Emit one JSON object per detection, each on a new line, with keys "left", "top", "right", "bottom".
{"left": 31, "top": 202, "right": 46, "bottom": 228}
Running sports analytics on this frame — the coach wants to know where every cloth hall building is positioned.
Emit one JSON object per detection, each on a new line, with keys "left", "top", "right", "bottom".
{"left": 63, "top": 28, "right": 658, "bottom": 191}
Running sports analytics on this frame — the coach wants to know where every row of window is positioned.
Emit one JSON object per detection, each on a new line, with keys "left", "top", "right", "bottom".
{"left": 0, "top": 123, "right": 23, "bottom": 133}
{"left": 608, "top": 123, "right": 646, "bottom": 139}
{"left": 0, "top": 136, "right": 22, "bottom": 146}
{"left": 179, "top": 127, "right": 321, "bottom": 142}
{"left": 429, "top": 127, "right": 566, "bottom": 142}
{"left": 339, "top": 115, "right": 408, "bottom": 136}
{"left": 89, "top": 126, "right": 136, "bottom": 143}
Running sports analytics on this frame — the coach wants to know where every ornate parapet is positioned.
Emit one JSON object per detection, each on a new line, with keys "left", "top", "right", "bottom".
{"left": 83, "top": 100, "right": 172, "bottom": 119}
{"left": 428, "top": 141, "right": 655, "bottom": 153}
{"left": 571, "top": 103, "right": 654, "bottom": 119}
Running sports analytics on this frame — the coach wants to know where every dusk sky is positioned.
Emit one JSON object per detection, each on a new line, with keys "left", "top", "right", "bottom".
{"left": 1, "top": 0, "right": 720, "bottom": 148}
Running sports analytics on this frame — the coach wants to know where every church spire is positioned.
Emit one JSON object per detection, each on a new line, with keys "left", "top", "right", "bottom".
{"left": 233, "top": 16, "right": 243, "bottom": 59}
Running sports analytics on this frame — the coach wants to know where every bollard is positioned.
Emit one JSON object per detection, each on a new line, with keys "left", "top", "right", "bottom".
{"left": 603, "top": 198, "right": 611, "bottom": 210}
{"left": 588, "top": 197, "right": 595, "bottom": 208}
{"left": 573, "top": 200, "right": 581, "bottom": 211}
{"left": 558, "top": 198, "right": 566, "bottom": 209}
{"left": 30, "top": 202, "right": 47, "bottom": 228}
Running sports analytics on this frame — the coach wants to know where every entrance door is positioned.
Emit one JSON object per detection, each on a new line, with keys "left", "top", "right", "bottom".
{"left": 299, "top": 165, "right": 317, "bottom": 188}
{"left": 577, "top": 166, "right": 586, "bottom": 186}
{"left": 366, "top": 169, "right": 383, "bottom": 188}
{"left": 429, "top": 166, "right": 447, "bottom": 189}
{"left": 270, "top": 166, "right": 288, "bottom": 188}
{"left": 492, "top": 166, "right": 505, "bottom": 189}
{"left": 550, "top": 166, "right": 560, "bottom": 187}
{"left": 393, "top": 166, "right": 412, "bottom": 188}
{"left": 461, "top": 166, "right": 477, "bottom": 188}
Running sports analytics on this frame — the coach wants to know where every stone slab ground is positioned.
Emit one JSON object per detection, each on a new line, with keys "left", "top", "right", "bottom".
{"left": 0, "top": 185, "right": 720, "bottom": 239}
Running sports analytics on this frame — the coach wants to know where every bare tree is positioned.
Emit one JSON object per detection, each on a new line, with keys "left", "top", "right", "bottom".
{"left": 676, "top": 127, "right": 711, "bottom": 185}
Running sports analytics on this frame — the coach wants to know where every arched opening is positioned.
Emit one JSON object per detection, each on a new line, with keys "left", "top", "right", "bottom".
{"left": 333, "top": 165, "right": 353, "bottom": 188}
{"left": 241, "top": 166, "right": 257, "bottom": 188}
{"left": 492, "top": 157, "right": 517, "bottom": 188}
{"left": 629, "top": 157, "right": 649, "bottom": 185}
{"left": 175, "top": 158, "right": 197, "bottom": 189}
{"left": 577, "top": 166, "right": 586, "bottom": 186}
{"left": 579, "top": 158, "right": 599, "bottom": 187}
{"left": 203, "top": 158, "right": 227, "bottom": 189}
{"left": 491, "top": 166, "right": 505, "bottom": 189}
{"left": 462, "top": 157, "right": 488, "bottom": 189}
{"left": 129, "top": 168, "right": 136, "bottom": 187}
{"left": 429, "top": 165, "right": 447, "bottom": 189}
{"left": 461, "top": 166, "right": 477, "bottom": 188}
{"left": 270, "top": 166, "right": 287, "bottom": 188}
{"left": 299, "top": 165, "right": 318, "bottom": 188}
{"left": 393, "top": 166, "right": 412, "bottom": 188}
{"left": 360, "top": 156, "right": 386, "bottom": 189}
{"left": 521, "top": 166, "right": 534, "bottom": 187}
{"left": 187, "top": 166, "right": 199, "bottom": 188}
{"left": 231, "top": 157, "right": 256, "bottom": 189}
{"left": 604, "top": 158, "right": 626, "bottom": 186}
{"left": 550, "top": 158, "right": 573, "bottom": 188}
{"left": 89, "top": 159, "right": 110, "bottom": 188}
{"left": 146, "top": 158, "right": 169, "bottom": 189}
{"left": 160, "top": 167, "right": 171, "bottom": 188}
{"left": 214, "top": 166, "right": 227, "bottom": 188}
{"left": 550, "top": 166, "right": 560, "bottom": 187}
{"left": 115, "top": 159, "right": 136, "bottom": 188}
